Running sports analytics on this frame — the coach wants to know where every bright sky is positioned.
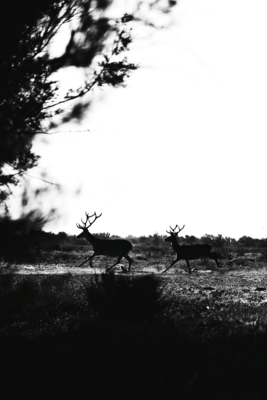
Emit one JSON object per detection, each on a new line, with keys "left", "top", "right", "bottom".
{"left": 18, "top": 0, "right": 267, "bottom": 239}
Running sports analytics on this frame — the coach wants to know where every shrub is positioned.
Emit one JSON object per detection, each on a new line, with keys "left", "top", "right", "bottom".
{"left": 85, "top": 274, "right": 162, "bottom": 322}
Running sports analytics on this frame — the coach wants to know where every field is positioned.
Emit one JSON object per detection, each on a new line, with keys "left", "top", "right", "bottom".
{"left": 1, "top": 252, "right": 267, "bottom": 398}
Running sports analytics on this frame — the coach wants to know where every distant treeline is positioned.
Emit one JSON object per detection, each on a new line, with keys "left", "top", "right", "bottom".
{"left": 0, "top": 229, "right": 266, "bottom": 262}
{"left": 7, "top": 230, "right": 267, "bottom": 252}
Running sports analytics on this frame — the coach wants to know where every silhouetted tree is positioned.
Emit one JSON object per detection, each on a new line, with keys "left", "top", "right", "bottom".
{"left": 214, "top": 234, "right": 225, "bottom": 248}
{"left": 0, "top": 0, "right": 176, "bottom": 247}
{"left": 185, "top": 235, "right": 197, "bottom": 244}
{"left": 237, "top": 236, "right": 256, "bottom": 248}
{"left": 150, "top": 233, "right": 161, "bottom": 246}
{"left": 95, "top": 232, "right": 111, "bottom": 239}
{"left": 1, "top": 0, "right": 176, "bottom": 210}
{"left": 0, "top": 0, "right": 138, "bottom": 207}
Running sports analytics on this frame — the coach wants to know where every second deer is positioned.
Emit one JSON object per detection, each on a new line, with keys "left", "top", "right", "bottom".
{"left": 162, "top": 224, "right": 221, "bottom": 274}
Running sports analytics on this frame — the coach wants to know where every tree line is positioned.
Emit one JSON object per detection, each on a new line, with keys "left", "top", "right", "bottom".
{"left": 1, "top": 228, "right": 266, "bottom": 262}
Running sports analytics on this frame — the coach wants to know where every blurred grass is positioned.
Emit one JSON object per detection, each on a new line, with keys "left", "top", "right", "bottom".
{"left": 1, "top": 272, "right": 267, "bottom": 398}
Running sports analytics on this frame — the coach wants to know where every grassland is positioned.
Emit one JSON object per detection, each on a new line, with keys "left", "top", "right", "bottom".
{"left": 1, "top": 253, "right": 267, "bottom": 398}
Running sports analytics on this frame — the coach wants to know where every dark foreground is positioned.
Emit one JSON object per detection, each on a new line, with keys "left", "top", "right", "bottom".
{"left": 1, "top": 269, "right": 267, "bottom": 398}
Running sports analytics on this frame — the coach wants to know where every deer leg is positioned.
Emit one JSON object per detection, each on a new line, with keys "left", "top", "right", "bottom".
{"left": 185, "top": 260, "right": 192, "bottom": 274}
{"left": 214, "top": 257, "right": 221, "bottom": 268}
{"left": 106, "top": 256, "right": 123, "bottom": 272}
{"left": 161, "top": 257, "right": 180, "bottom": 274}
{"left": 124, "top": 254, "right": 133, "bottom": 272}
{"left": 76, "top": 255, "right": 92, "bottom": 268}
{"left": 89, "top": 253, "right": 96, "bottom": 268}
{"left": 209, "top": 252, "right": 221, "bottom": 268}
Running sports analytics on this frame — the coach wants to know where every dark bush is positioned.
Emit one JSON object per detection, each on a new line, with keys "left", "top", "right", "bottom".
{"left": 85, "top": 274, "right": 162, "bottom": 322}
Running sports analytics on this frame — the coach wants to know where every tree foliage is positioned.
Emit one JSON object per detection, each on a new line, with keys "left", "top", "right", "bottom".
{"left": 0, "top": 0, "right": 177, "bottom": 239}
{"left": 0, "top": 0, "right": 140, "bottom": 207}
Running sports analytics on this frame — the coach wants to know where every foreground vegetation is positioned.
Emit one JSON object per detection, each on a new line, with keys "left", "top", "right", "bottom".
{"left": 1, "top": 264, "right": 267, "bottom": 398}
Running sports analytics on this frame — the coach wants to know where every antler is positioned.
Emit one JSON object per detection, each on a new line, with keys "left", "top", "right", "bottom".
{"left": 166, "top": 224, "right": 185, "bottom": 235}
{"left": 76, "top": 212, "right": 102, "bottom": 230}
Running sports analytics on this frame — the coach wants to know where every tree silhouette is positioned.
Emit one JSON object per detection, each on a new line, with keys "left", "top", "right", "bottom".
{"left": 0, "top": 0, "right": 176, "bottom": 238}
{"left": 0, "top": 0, "right": 140, "bottom": 207}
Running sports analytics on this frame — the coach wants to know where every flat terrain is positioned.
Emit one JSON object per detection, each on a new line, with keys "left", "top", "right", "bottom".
{"left": 1, "top": 259, "right": 267, "bottom": 398}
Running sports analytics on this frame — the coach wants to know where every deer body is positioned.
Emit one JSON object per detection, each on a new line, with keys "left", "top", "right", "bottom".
{"left": 76, "top": 212, "right": 133, "bottom": 272}
{"left": 162, "top": 225, "right": 221, "bottom": 274}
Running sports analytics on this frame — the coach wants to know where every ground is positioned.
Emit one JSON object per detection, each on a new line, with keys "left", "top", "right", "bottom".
{"left": 1, "top": 257, "right": 267, "bottom": 398}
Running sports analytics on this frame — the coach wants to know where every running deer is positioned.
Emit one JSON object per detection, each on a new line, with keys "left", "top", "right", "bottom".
{"left": 162, "top": 224, "right": 221, "bottom": 274}
{"left": 76, "top": 212, "right": 133, "bottom": 272}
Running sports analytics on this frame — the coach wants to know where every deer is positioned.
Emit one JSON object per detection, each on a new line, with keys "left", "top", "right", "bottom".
{"left": 162, "top": 224, "right": 221, "bottom": 274}
{"left": 76, "top": 212, "right": 133, "bottom": 272}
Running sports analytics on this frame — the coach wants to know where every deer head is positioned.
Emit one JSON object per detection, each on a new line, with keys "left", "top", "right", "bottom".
{"left": 165, "top": 224, "right": 185, "bottom": 242}
{"left": 76, "top": 212, "right": 102, "bottom": 238}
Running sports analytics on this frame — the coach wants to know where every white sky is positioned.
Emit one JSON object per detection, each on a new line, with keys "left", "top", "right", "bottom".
{"left": 17, "top": 0, "right": 267, "bottom": 239}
